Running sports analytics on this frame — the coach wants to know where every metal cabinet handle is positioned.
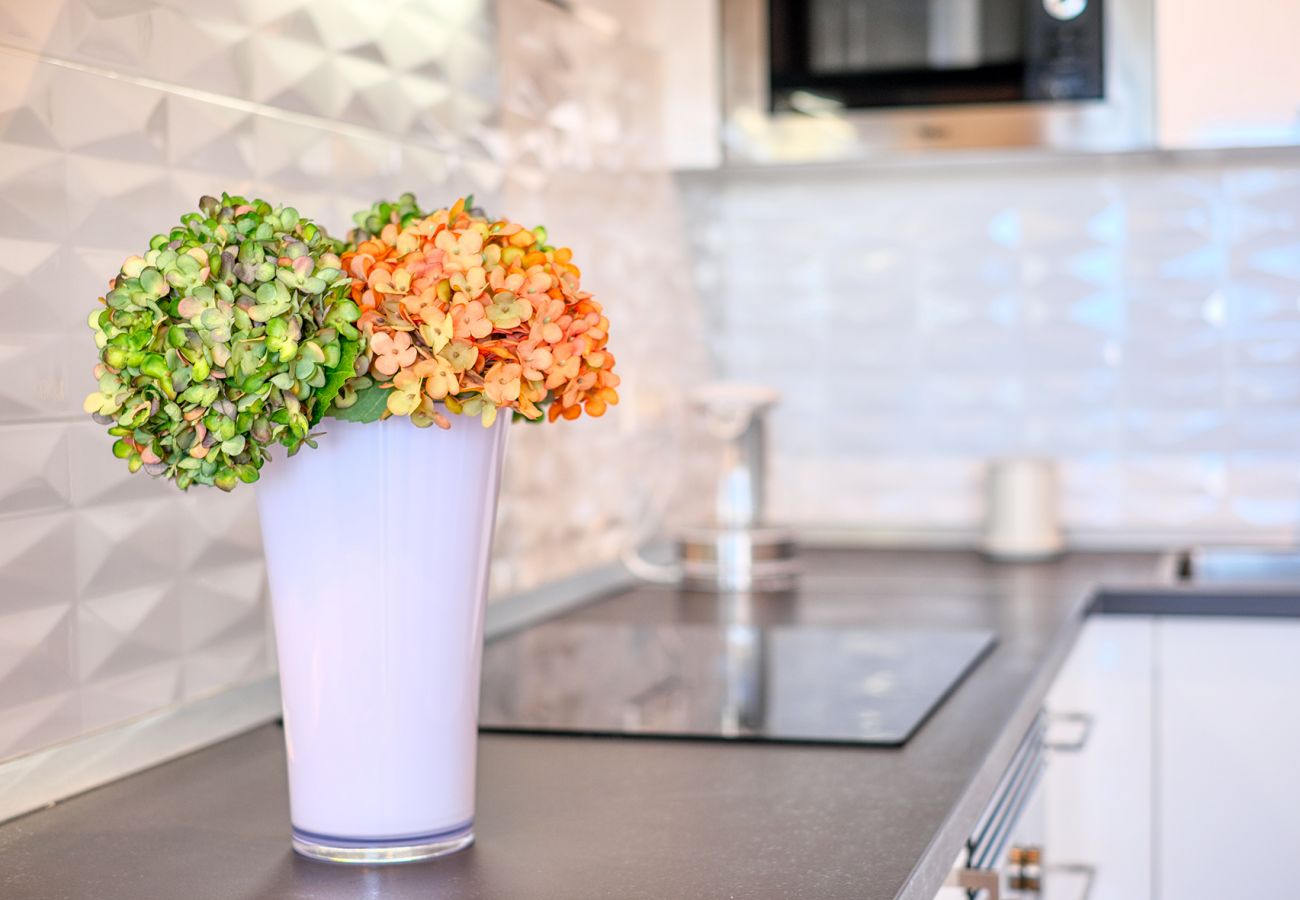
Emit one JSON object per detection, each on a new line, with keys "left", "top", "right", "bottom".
{"left": 1045, "top": 710, "right": 1093, "bottom": 753}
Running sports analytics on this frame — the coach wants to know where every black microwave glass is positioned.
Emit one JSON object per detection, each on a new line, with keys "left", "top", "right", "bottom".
{"left": 768, "top": 0, "right": 1104, "bottom": 111}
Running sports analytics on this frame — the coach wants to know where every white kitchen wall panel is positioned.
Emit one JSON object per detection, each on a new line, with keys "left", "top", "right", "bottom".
{"left": 0, "top": 0, "right": 709, "bottom": 764}
{"left": 679, "top": 152, "right": 1300, "bottom": 542}
{"left": 1156, "top": 0, "right": 1300, "bottom": 149}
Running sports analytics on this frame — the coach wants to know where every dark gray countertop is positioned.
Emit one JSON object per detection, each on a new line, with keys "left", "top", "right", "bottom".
{"left": 0, "top": 549, "right": 1182, "bottom": 900}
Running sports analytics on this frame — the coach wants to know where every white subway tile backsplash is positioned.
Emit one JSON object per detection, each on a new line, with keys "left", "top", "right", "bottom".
{"left": 680, "top": 151, "right": 1300, "bottom": 538}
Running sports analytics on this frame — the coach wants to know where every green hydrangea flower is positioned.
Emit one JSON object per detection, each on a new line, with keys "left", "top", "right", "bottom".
{"left": 347, "top": 193, "right": 485, "bottom": 244}
{"left": 347, "top": 192, "right": 430, "bottom": 244}
{"left": 84, "top": 193, "right": 360, "bottom": 491}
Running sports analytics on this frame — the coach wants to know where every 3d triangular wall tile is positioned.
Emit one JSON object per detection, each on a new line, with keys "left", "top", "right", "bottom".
{"left": 63, "top": 0, "right": 159, "bottom": 72}
{"left": 0, "top": 154, "right": 67, "bottom": 242}
{"left": 67, "top": 423, "right": 174, "bottom": 509}
{"left": 0, "top": 331, "right": 79, "bottom": 421}
{"left": 0, "top": 424, "right": 70, "bottom": 517}
{"left": 0, "top": 604, "right": 74, "bottom": 685}
{"left": 179, "top": 561, "right": 266, "bottom": 653}
{"left": 0, "top": 603, "right": 76, "bottom": 710}
{"left": 51, "top": 74, "right": 167, "bottom": 164}
{"left": 0, "top": 108, "right": 63, "bottom": 152}
{"left": 0, "top": 240, "right": 73, "bottom": 332}
{"left": 183, "top": 492, "right": 263, "bottom": 569}
{"left": 66, "top": 156, "right": 179, "bottom": 251}
{"left": 163, "top": 98, "right": 254, "bottom": 178}
{"left": 75, "top": 503, "right": 186, "bottom": 596}
{"left": 265, "top": 8, "right": 328, "bottom": 47}
{"left": 182, "top": 634, "right": 269, "bottom": 700}
{"left": 77, "top": 584, "right": 180, "bottom": 682}
{"left": 0, "top": 1, "right": 63, "bottom": 48}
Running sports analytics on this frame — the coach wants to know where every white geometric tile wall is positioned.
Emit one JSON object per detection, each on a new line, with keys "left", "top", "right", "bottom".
{"left": 678, "top": 152, "right": 1300, "bottom": 541}
{"left": 0, "top": 0, "right": 710, "bottom": 762}
{"left": 490, "top": 0, "right": 713, "bottom": 591}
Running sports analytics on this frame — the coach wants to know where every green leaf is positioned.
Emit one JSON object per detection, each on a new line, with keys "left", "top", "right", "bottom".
{"left": 310, "top": 337, "right": 359, "bottom": 426}
{"left": 327, "top": 381, "right": 388, "bottom": 423}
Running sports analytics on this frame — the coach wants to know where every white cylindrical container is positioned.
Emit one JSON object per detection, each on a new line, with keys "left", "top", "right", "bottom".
{"left": 256, "top": 414, "right": 509, "bottom": 864}
{"left": 981, "top": 457, "right": 1064, "bottom": 561}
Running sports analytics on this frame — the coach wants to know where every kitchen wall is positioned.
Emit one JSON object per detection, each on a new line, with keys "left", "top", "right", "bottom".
{"left": 679, "top": 150, "right": 1300, "bottom": 544}
{"left": 0, "top": 0, "right": 706, "bottom": 762}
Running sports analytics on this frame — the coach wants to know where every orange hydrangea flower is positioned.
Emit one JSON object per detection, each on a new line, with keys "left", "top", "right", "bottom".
{"left": 341, "top": 198, "right": 618, "bottom": 428}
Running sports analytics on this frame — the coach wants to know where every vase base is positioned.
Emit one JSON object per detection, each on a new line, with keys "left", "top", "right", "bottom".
{"left": 291, "top": 821, "right": 474, "bottom": 864}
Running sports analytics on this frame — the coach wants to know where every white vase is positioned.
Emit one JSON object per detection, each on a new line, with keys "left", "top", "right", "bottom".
{"left": 256, "top": 414, "right": 509, "bottom": 864}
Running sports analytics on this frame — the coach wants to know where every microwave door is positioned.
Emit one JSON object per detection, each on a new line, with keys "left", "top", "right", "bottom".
{"left": 809, "top": 0, "right": 929, "bottom": 73}
{"left": 770, "top": 0, "right": 1103, "bottom": 110}
{"left": 805, "top": 0, "right": 1024, "bottom": 75}
{"left": 928, "top": 0, "right": 983, "bottom": 69}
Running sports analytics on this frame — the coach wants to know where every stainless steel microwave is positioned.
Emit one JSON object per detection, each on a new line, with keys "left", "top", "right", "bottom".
{"left": 722, "top": 0, "right": 1154, "bottom": 162}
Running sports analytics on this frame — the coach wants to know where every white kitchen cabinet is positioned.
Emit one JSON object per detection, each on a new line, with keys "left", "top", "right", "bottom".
{"left": 1045, "top": 614, "right": 1300, "bottom": 899}
{"left": 934, "top": 617, "right": 1156, "bottom": 900}
{"left": 1155, "top": 617, "right": 1300, "bottom": 899}
{"left": 1155, "top": 1, "right": 1300, "bottom": 148}
{"left": 1043, "top": 616, "right": 1155, "bottom": 900}
{"left": 937, "top": 613, "right": 1300, "bottom": 900}
{"left": 937, "top": 618, "right": 1158, "bottom": 900}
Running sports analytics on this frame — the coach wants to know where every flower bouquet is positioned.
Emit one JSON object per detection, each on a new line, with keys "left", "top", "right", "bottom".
{"left": 84, "top": 192, "right": 618, "bottom": 863}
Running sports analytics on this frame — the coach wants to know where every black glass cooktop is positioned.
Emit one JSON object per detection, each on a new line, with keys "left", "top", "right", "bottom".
{"left": 479, "top": 622, "right": 995, "bottom": 746}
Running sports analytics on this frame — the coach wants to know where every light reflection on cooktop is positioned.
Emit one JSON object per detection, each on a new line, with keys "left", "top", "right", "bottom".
{"left": 479, "top": 623, "right": 995, "bottom": 746}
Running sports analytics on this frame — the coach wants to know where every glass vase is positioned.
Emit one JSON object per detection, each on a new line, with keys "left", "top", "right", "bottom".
{"left": 256, "top": 414, "right": 509, "bottom": 863}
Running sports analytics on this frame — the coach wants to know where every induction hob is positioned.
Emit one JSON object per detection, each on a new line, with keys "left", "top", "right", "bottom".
{"left": 479, "top": 622, "right": 995, "bottom": 746}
